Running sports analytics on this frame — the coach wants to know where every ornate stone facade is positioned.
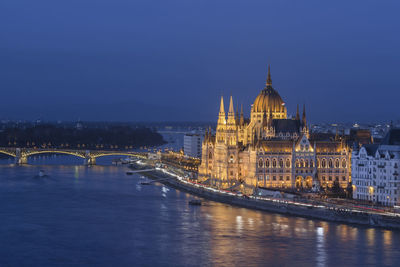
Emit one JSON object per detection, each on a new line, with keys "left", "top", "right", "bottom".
{"left": 198, "top": 66, "right": 351, "bottom": 192}
{"left": 352, "top": 129, "right": 400, "bottom": 206}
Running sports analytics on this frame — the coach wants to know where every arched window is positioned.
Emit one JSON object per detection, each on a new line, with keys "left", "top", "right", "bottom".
{"left": 272, "top": 159, "right": 277, "bottom": 168}
{"left": 317, "top": 159, "right": 320, "bottom": 168}
{"left": 265, "top": 159, "right": 270, "bottom": 168}
{"left": 335, "top": 159, "right": 340, "bottom": 168}
{"left": 328, "top": 159, "right": 333, "bottom": 168}
{"left": 208, "top": 152, "right": 212, "bottom": 159}
{"left": 279, "top": 158, "right": 284, "bottom": 168}
{"left": 311, "top": 160, "right": 314, "bottom": 168}
{"left": 342, "top": 159, "right": 347, "bottom": 168}
{"left": 229, "top": 155, "right": 235, "bottom": 163}
{"left": 322, "top": 159, "right": 326, "bottom": 168}
{"left": 286, "top": 159, "right": 291, "bottom": 168}
{"left": 305, "top": 159, "right": 309, "bottom": 168}
{"left": 258, "top": 159, "right": 264, "bottom": 168}
{"left": 300, "top": 159, "right": 304, "bottom": 168}
{"left": 296, "top": 159, "right": 300, "bottom": 168}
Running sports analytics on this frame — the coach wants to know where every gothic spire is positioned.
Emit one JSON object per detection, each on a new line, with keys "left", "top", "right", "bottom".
{"left": 227, "top": 95, "right": 236, "bottom": 125}
{"left": 266, "top": 65, "right": 272, "bottom": 86}
{"left": 235, "top": 103, "right": 239, "bottom": 124}
{"left": 240, "top": 104, "right": 244, "bottom": 126}
{"left": 228, "top": 95, "right": 234, "bottom": 114}
{"left": 219, "top": 96, "right": 225, "bottom": 114}
{"left": 302, "top": 104, "right": 306, "bottom": 125}
{"left": 217, "top": 96, "right": 226, "bottom": 127}
{"left": 296, "top": 104, "right": 300, "bottom": 120}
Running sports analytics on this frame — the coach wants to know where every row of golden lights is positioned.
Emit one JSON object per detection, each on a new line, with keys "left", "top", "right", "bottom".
{"left": 6, "top": 142, "right": 135, "bottom": 149}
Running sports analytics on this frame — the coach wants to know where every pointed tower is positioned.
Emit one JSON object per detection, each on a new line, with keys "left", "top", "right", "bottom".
{"left": 216, "top": 95, "right": 227, "bottom": 144}
{"left": 235, "top": 104, "right": 239, "bottom": 125}
{"left": 226, "top": 95, "right": 237, "bottom": 146}
{"left": 302, "top": 104, "right": 309, "bottom": 138}
{"left": 266, "top": 65, "right": 272, "bottom": 86}
{"left": 296, "top": 104, "right": 300, "bottom": 120}
{"left": 227, "top": 95, "right": 236, "bottom": 126}
{"left": 302, "top": 104, "right": 307, "bottom": 125}
{"left": 217, "top": 96, "right": 226, "bottom": 127}
{"left": 240, "top": 104, "right": 244, "bottom": 126}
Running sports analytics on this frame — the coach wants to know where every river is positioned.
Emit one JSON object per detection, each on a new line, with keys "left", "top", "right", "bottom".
{"left": 0, "top": 156, "right": 399, "bottom": 266}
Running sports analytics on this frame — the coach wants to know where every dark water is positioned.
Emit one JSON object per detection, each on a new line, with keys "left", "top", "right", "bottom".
{"left": 0, "top": 156, "right": 400, "bottom": 267}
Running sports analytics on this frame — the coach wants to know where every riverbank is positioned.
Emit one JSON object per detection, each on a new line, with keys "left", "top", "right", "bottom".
{"left": 141, "top": 167, "right": 400, "bottom": 230}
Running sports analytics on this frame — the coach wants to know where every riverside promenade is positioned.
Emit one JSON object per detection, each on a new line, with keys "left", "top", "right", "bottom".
{"left": 140, "top": 164, "right": 400, "bottom": 230}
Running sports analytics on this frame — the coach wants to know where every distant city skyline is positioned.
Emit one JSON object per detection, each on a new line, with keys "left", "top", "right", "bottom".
{"left": 1, "top": 0, "right": 400, "bottom": 123}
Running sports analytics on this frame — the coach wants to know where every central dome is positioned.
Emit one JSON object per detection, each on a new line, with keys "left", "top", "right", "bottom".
{"left": 252, "top": 66, "right": 285, "bottom": 113}
{"left": 252, "top": 85, "right": 285, "bottom": 112}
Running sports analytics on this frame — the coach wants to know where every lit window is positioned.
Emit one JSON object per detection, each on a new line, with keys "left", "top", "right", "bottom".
{"left": 279, "top": 159, "right": 284, "bottom": 168}
{"left": 286, "top": 159, "right": 291, "bottom": 168}
{"left": 342, "top": 159, "right": 347, "bottom": 168}
{"left": 258, "top": 159, "right": 263, "bottom": 168}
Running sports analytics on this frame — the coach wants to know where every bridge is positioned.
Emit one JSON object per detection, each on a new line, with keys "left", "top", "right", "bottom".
{"left": 0, "top": 147, "right": 147, "bottom": 165}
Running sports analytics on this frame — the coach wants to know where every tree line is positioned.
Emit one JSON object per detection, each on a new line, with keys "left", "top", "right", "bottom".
{"left": 0, "top": 124, "right": 166, "bottom": 150}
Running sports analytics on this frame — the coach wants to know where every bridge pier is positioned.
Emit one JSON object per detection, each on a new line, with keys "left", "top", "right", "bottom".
{"left": 15, "top": 148, "right": 28, "bottom": 165}
{"left": 84, "top": 157, "right": 96, "bottom": 166}
{"left": 15, "top": 156, "right": 28, "bottom": 165}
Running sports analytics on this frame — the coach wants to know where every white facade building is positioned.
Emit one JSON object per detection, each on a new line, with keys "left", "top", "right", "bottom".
{"left": 352, "top": 129, "right": 400, "bottom": 206}
{"left": 184, "top": 133, "right": 203, "bottom": 158}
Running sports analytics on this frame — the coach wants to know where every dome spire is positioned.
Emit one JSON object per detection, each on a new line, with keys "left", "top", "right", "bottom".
{"left": 266, "top": 65, "right": 272, "bottom": 86}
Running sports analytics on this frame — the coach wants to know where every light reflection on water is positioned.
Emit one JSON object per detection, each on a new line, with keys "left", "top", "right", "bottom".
{"left": 316, "top": 227, "right": 326, "bottom": 267}
{"left": 0, "top": 156, "right": 399, "bottom": 266}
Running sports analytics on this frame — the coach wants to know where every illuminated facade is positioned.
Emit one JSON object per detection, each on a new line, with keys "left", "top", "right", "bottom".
{"left": 352, "top": 129, "right": 400, "bottom": 206}
{"left": 198, "top": 66, "right": 351, "bottom": 191}
{"left": 183, "top": 133, "right": 203, "bottom": 158}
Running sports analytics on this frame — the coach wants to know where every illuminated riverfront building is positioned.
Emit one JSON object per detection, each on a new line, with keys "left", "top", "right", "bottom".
{"left": 183, "top": 133, "right": 203, "bottom": 158}
{"left": 352, "top": 128, "right": 400, "bottom": 206}
{"left": 198, "top": 66, "right": 351, "bottom": 192}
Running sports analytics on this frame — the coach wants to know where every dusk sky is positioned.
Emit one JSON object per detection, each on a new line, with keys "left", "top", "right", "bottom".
{"left": 1, "top": 0, "right": 399, "bottom": 123}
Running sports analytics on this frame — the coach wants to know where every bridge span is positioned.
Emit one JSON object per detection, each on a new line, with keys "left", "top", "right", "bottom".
{"left": 0, "top": 148, "right": 147, "bottom": 165}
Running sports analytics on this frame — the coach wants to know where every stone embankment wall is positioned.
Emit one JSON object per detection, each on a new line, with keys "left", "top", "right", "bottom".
{"left": 145, "top": 170, "right": 400, "bottom": 230}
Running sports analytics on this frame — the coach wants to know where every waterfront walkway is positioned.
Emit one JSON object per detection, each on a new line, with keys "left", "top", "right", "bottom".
{"left": 145, "top": 166, "right": 400, "bottom": 229}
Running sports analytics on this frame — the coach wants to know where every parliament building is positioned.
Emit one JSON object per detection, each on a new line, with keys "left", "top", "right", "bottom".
{"left": 198, "top": 66, "right": 351, "bottom": 192}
